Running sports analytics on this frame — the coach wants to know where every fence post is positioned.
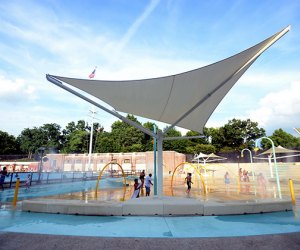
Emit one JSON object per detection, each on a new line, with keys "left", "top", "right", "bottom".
{"left": 9, "top": 172, "right": 14, "bottom": 188}
{"left": 30, "top": 173, "right": 32, "bottom": 186}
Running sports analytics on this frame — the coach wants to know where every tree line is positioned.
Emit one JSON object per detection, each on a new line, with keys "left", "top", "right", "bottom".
{"left": 0, "top": 115, "right": 299, "bottom": 158}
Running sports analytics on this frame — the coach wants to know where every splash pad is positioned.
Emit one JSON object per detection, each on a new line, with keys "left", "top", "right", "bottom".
{"left": 20, "top": 162, "right": 293, "bottom": 216}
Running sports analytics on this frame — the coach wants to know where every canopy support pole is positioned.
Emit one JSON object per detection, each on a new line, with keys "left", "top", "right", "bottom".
{"left": 157, "top": 131, "right": 163, "bottom": 198}
{"left": 164, "top": 135, "right": 206, "bottom": 141}
{"left": 153, "top": 124, "right": 157, "bottom": 196}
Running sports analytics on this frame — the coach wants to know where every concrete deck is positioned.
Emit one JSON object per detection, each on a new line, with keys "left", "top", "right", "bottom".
{"left": 21, "top": 196, "right": 293, "bottom": 216}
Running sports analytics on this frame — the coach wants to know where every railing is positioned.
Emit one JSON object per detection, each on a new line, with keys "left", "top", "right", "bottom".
{"left": 2, "top": 170, "right": 140, "bottom": 189}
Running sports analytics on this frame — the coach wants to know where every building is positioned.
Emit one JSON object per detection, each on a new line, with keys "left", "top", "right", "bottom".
{"left": 45, "top": 151, "right": 186, "bottom": 174}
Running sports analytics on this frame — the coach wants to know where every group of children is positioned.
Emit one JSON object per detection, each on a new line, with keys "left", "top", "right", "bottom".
{"left": 132, "top": 171, "right": 194, "bottom": 198}
{"left": 238, "top": 168, "right": 267, "bottom": 194}
{"left": 131, "top": 170, "right": 153, "bottom": 198}
{"left": 239, "top": 168, "right": 251, "bottom": 182}
{"left": 0, "top": 166, "right": 32, "bottom": 191}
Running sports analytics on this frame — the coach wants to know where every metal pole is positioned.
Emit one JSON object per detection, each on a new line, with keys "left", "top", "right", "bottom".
{"left": 268, "top": 155, "right": 274, "bottom": 178}
{"left": 88, "top": 107, "right": 96, "bottom": 171}
{"left": 289, "top": 179, "right": 296, "bottom": 205}
{"left": 241, "top": 148, "right": 256, "bottom": 196}
{"left": 37, "top": 147, "right": 45, "bottom": 183}
{"left": 271, "top": 140, "right": 282, "bottom": 199}
{"left": 153, "top": 124, "right": 157, "bottom": 196}
{"left": 256, "top": 137, "right": 281, "bottom": 199}
{"left": 157, "top": 132, "right": 163, "bottom": 198}
{"left": 13, "top": 178, "right": 20, "bottom": 206}
{"left": 237, "top": 156, "right": 241, "bottom": 194}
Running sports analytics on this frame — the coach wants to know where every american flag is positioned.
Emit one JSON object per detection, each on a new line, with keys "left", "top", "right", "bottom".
{"left": 89, "top": 67, "right": 96, "bottom": 79}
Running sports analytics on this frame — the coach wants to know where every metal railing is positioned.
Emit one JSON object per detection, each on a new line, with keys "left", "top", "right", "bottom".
{"left": 2, "top": 170, "right": 140, "bottom": 189}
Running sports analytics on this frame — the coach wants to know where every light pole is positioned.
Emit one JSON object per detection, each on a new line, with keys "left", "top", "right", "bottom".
{"left": 255, "top": 137, "right": 282, "bottom": 199}
{"left": 241, "top": 148, "right": 256, "bottom": 196}
{"left": 88, "top": 107, "right": 97, "bottom": 171}
{"left": 37, "top": 147, "right": 46, "bottom": 183}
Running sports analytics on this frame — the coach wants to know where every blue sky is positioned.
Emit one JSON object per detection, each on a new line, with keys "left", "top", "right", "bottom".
{"left": 0, "top": 0, "right": 299, "bottom": 137}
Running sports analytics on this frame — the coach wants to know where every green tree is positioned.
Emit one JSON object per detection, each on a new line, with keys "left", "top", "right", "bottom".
{"left": 40, "top": 123, "right": 63, "bottom": 150}
{"left": 194, "top": 144, "right": 216, "bottom": 154}
{"left": 62, "top": 120, "right": 91, "bottom": 153}
{"left": 210, "top": 119, "right": 265, "bottom": 152}
{"left": 18, "top": 123, "right": 63, "bottom": 157}
{"left": 206, "top": 127, "right": 224, "bottom": 151}
{"left": 94, "top": 131, "right": 118, "bottom": 153}
{"left": 0, "top": 130, "right": 19, "bottom": 154}
{"left": 186, "top": 130, "right": 208, "bottom": 145}
{"left": 163, "top": 127, "right": 190, "bottom": 153}
{"left": 261, "top": 128, "right": 300, "bottom": 149}
{"left": 18, "top": 127, "right": 45, "bottom": 158}
{"left": 109, "top": 115, "right": 144, "bottom": 152}
{"left": 183, "top": 129, "right": 211, "bottom": 154}
{"left": 68, "top": 130, "right": 89, "bottom": 153}
{"left": 142, "top": 121, "right": 158, "bottom": 151}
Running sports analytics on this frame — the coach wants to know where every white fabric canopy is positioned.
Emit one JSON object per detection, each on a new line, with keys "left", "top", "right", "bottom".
{"left": 49, "top": 26, "right": 290, "bottom": 134}
{"left": 258, "top": 145, "right": 300, "bottom": 156}
{"left": 254, "top": 145, "right": 300, "bottom": 160}
{"left": 194, "top": 152, "right": 209, "bottom": 159}
{"left": 194, "top": 152, "right": 227, "bottom": 163}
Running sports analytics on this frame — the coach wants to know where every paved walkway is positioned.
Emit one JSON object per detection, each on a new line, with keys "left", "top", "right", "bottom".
{"left": 1, "top": 232, "right": 300, "bottom": 250}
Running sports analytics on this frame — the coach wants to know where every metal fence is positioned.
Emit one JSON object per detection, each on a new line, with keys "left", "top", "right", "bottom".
{"left": 2, "top": 170, "right": 139, "bottom": 189}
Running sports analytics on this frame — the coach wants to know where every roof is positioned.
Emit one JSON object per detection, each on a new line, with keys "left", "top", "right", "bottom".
{"left": 257, "top": 145, "right": 300, "bottom": 156}
{"left": 48, "top": 26, "right": 290, "bottom": 134}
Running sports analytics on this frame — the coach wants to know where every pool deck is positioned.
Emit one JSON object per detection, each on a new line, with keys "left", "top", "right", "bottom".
{"left": 21, "top": 196, "right": 293, "bottom": 216}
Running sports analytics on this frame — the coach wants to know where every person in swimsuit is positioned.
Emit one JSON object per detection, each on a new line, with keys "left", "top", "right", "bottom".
{"left": 185, "top": 173, "right": 193, "bottom": 195}
{"left": 224, "top": 171, "right": 230, "bottom": 193}
{"left": 139, "top": 170, "right": 145, "bottom": 188}
{"left": 145, "top": 173, "right": 153, "bottom": 196}
{"left": 131, "top": 178, "right": 141, "bottom": 198}
{"left": 224, "top": 172, "right": 230, "bottom": 184}
{"left": 25, "top": 174, "right": 31, "bottom": 190}
{"left": 0, "top": 167, "right": 9, "bottom": 191}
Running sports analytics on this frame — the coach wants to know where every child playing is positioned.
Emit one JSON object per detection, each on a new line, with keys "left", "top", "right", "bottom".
{"left": 185, "top": 173, "right": 193, "bottom": 195}
{"left": 131, "top": 178, "right": 142, "bottom": 198}
{"left": 25, "top": 174, "right": 31, "bottom": 190}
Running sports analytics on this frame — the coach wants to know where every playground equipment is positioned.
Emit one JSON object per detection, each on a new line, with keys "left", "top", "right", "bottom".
{"left": 95, "top": 162, "right": 127, "bottom": 201}
{"left": 170, "top": 162, "right": 207, "bottom": 196}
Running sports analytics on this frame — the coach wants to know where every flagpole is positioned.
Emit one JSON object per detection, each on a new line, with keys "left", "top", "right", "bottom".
{"left": 89, "top": 66, "right": 97, "bottom": 79}
{"left": 88, "top": 107, "right": 97, "bottom": 171}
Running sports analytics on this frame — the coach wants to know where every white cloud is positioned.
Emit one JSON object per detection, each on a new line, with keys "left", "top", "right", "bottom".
{"left": 240, "top": 70, "right": 300, "bottom": 90}
{"left": 248, "top": 81, "right": 300, "bottom": 131}
{"left": 0, "top": 75, "right": 38, "bottom": 102}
